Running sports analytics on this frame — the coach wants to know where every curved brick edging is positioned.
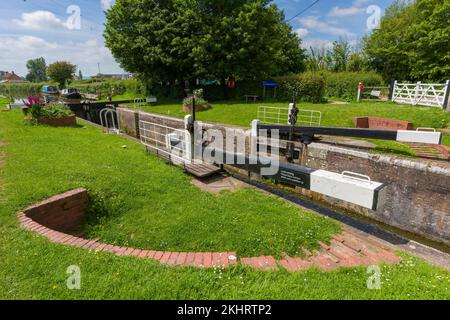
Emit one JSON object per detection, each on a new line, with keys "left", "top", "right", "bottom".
{"left": 18, "top": 188, "right": 400, "bottom": 272}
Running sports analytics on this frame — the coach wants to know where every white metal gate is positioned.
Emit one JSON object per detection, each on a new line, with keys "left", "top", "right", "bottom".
{"left": 257, "top": 106, "right": 289, "bottom": 124}
{"left": 257, "top": 105, "right": 322, "bottom": 126}
{"left": 139, "top": 120, "right": 191, "bottom": 164}
{"left": 392, "top": 80, "right": 450, "bottom": 109}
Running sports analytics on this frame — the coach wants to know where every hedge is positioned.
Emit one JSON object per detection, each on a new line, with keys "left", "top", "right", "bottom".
{"left": 1, "top": 71, "right": 383, "bottom": 103}
{"left": 147, "top": 73, "right": 326, "bottom": 103}
{"left": 71, "top": 79, "right": 145, "bottom": 97}
{"left": 324, "top": 71, "right": 385, "bottom": 101}
{"left": 0, "top": 83, "right": 45, "bottom": 97}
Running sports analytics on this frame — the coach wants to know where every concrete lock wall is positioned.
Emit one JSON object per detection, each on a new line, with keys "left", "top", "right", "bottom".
{"left": 117, "top": 108, "right": 450, "bottom": 246}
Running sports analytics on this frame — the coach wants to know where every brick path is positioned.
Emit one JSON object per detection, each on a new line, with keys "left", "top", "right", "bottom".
{"left": 406, "top": 143, "right": 450, "bottom": 160}
{"left": 18, "top": 213, "right": 400, "bottom": 272}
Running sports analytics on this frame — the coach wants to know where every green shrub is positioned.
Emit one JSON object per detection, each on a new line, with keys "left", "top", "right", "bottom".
{"left": 182, "top": 89, "right": 208, "bottom": 106}
{"left": 29, "top": 104, "right": 43, "bottom": 119}
{"left": 28, "top": 103, "right": 74, "bottom": 121}
{"left": 0, "top": 83, "right": 48, "bottom": 97}
{"left": 274, "top": 73, "right": 326, "bottom": 103}
{"left": 324, "top": 71, "right": 385, "bottom": 101}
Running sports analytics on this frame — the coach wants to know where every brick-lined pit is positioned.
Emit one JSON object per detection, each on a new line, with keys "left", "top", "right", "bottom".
{"left": 18, "top": 188, "right": 400, "bottom": 272}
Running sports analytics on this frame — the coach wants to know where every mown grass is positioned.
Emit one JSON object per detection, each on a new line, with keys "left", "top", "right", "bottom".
{"left": 0, "top": 110, "right": 449, "bottom": 300}
{"left": 0, "top": 97, "right": 11, "bottom": 106}
{"left": 143, "top": 100, "right": 450, "bottom": 130}
{"left": 0, "top": 110, "right": 339, "bottom": 258}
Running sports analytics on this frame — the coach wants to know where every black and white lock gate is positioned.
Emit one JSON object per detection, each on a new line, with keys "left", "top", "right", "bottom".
{"left": 257, "top": 123, "right": 443, "bottom": 145}
{"left": 211, "top": 150, "right": 387, "bottom": 211}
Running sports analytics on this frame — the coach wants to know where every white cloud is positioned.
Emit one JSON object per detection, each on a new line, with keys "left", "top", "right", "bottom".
{"left": 328, "top": 6, "right": 364, "bottom": 17}
{"left": 301, "top": 39, "right": 333, "bottom": 50}
{"left": 299, "top": 16, "right": 355, "bottom": 37}
{"left": 13, "top": 11, "right": 71, "bottom": 30}
{"left": 101, "top": 0, "right": 115, "bottom": 11}
{"left": 353, "top": 0, "right": 371, "bottom": 6}
{"left": 301, "top": 39, "right": 359, "bottom": 50}
{"left": 295, "top": 28, "right": 309, "bottom": 38}
{"left": 0, "top": 35, "right": 122, "bottom": 77}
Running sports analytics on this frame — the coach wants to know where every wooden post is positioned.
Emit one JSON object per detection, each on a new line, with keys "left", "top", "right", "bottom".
{"left": 391, "top": 80, "right": 398, "bottom": 102}
{"left": 414, "top": 81, "right": 421, "bottom": 105}
{"left": 388, "top": 79, "right": 396, "bottom": 101}
{"left": 443, "top": 80, "right": 450, "bottom": 110}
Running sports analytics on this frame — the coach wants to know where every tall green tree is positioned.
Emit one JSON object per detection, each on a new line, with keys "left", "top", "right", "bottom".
{"left": 329, "top": 40, "right": 351, "bottom": 72}
{"left": 408, "top": 0, "right": 450, "bottom": 81}
{"left": 363, "top": 0, "right": 450, "bottom": 82}
{"left": 347, "top": 52, "right": 370, "bottom": 72}
{"left": 104, "top": 0, "right": 305, "bottom": 88}
{"left": 25, "top": 57, "right": 47, "bottom": 82}
{"left": 47, "top": 61, "right": 76, "bottom": 87}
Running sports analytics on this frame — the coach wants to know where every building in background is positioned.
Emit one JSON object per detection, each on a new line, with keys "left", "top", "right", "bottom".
{"left": 92, "top": 73, "right": 134, "bottom": 80}
{"left": 0, "top": 71, "right": 26, "bottom": 83}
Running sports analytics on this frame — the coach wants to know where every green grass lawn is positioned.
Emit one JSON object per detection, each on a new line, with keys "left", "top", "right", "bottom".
{"left": 0, "top": 97, "right": 11, "bottom": 106}
{"left": 135, "top": 99, "right": 450, "bottom": 156}
{"left": 0, "top": 110, "right": 449, "bottom": 299}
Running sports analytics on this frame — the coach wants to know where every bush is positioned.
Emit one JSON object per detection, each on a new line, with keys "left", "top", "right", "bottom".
{"left": 182, "top": 89, "right": 208, "bottom": 106}
{"left": 274, "top": 73, "right": 326, "bottom": 103}
{"left": 40, "top": 103, "right": 74, "bottom": 118}
{"left": 0, "top": 83, "right": 47, "bottom": 97}
{"left": 324, "top": 71, "right": 385, "bottom": 101}
{"left": 151, "top": 75, "right": 326, "bottom": 103}
{"left": 28, "top": 103, "right": 74, "bottom": 121}
{"left": 71, "top": 79, "right": 145, "bottom": 98}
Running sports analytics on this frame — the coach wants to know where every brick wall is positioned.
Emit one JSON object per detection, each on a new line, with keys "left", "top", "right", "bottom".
{"left": 302, "top": 144, "right": 450, "bottom": 246}
{"left": 23, "top": 188, "right": 88, "bottom": 233}
{"left": 117, "top": 108, "right": 450, "bottom": 246}
{"left": 117, "top": 108, "right": 140, "bottom": 138}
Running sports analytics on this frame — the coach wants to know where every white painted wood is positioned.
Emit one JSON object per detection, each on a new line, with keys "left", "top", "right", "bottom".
{"left": 396, "top": 130, "right": 442, "bottom": 144}
{"left": 392, "top": 81, "right": 449, "bottom": 108}
{"left": 310, "top": 170, "right": 385, "bottom": 210}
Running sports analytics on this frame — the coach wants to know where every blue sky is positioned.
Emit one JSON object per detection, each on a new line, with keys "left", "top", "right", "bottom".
{"left": 0, "top": 0, "right": 392, "bottom": 77}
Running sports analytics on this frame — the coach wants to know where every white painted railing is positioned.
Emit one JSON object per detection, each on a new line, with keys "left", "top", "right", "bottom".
{"left": 392, "top": 80, "right": 450, "bottom": 109}
{"left": 257, "top": 106, "right": 289, "bottom": 125}
{"left": 257, "top": 106, "right": 322, "bottom": 126}
{"left": 139, "top": 120, "right": 191, "bottom": 164}
{"left": 99, "top": 109, "right": 119, "bottom": 134}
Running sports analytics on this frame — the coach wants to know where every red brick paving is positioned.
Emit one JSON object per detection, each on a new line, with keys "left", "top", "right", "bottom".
{"left": 18, "top": 212, "right": 401, "bottom": 272}
{"left": 405, "top": 143, "right": 449, "bottom": 160}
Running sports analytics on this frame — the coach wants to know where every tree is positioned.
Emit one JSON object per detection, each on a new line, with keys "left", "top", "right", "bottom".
{"left": 347, "top": 52, "right": 370, "bottom": 72}
{"left": 408, "top": 0, "right": 450, "bottom": 81}
{"left": 104, "top": 0, "right": 306, "bottom": 90}
{"left": 25, "top": 57, "right": 47, "bottom": 82}
{"left": 329, "top": 40, "right": 351, "bottom": 72}
{"left": 78, "top": 70, "right": 83, "bottom": 80}
{"left": 47, "top": 61, "right": 76, "bottom": 87}
{"left": 363, "top": 0, "right": 450, "bottom": 82}
{"left": 305, "top": 47, "right": 330, "bottom": 72}
{"left": 363, "top": 0, "right": 415, "bottom": 81}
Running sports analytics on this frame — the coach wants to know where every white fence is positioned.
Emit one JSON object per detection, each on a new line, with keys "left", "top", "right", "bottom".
{"left": 257, "top": 106, "right": 322, "bottom": 126}
{"left": 257, "top": 106, "right": 289, "bottom": 124}
{"left": 139, "top": 120, "right": 191, "bottom": 164}
{"left": 392, "top": 80, "right": 450, "bottom": 109}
